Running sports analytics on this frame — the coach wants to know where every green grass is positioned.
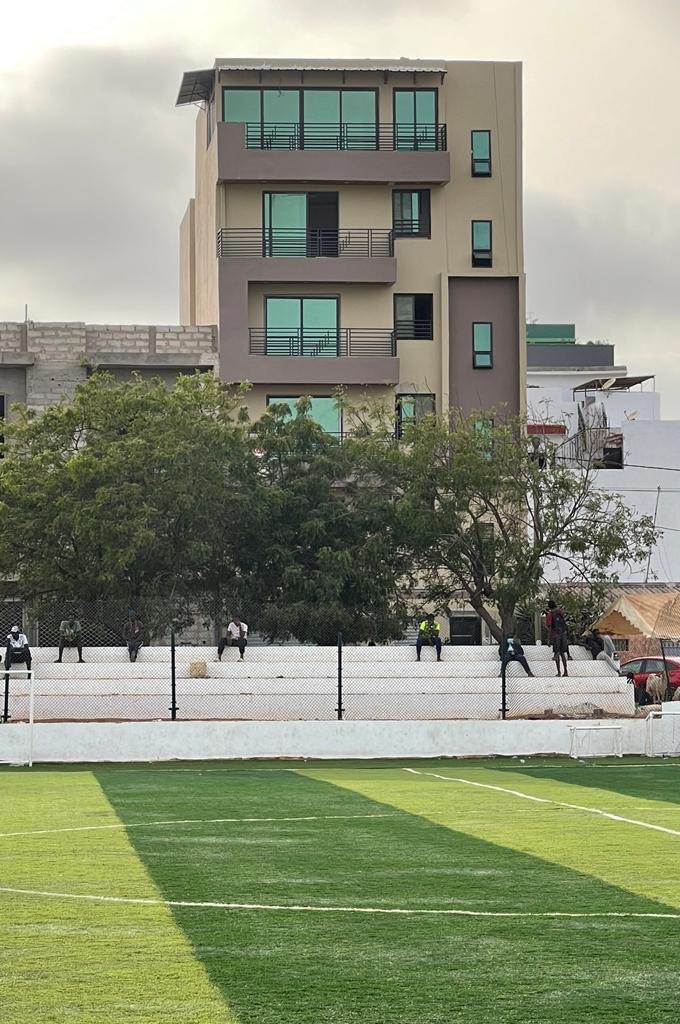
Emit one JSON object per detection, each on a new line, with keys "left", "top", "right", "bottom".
{"left": 2, "top": 758, "right": 680, "bottom": 1022}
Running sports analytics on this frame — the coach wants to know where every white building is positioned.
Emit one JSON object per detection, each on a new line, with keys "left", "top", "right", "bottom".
{"left": 526, "top": 325, "right": 680, "bottom": 584}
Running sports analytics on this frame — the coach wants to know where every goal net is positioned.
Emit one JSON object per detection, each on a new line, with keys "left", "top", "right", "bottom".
{"left": 568, "top": 724, "right": 623, "bottom": 759}
{"left": 644, "top": 709, "right": 680, "bottom": 758}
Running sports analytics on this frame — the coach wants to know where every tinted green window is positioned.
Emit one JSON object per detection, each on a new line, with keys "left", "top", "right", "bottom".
{"left": 267, "top": 396, "right": 341, "bottom": 435}
{"left": 263, "top": 89, "right": 299, "bottom": 124}
{"left": 265, "top": 297, "right": 338, "bottom": 357}
{"left": 472, "top": 220, "right": 492, "bottom": 267}
{"left": 472, "top": 322, "right": 493, "bottom": 368}
{"left": 263, "top": 193, "right": 307, "bottom": 256}
{"left": 471, "top": 130, "right": 491, "bottom": 176}
{"left": 342, "top": 90, "right": 376, "bottom": 149}
{"left": 304, "top": 90, "right": 340, "bottom": 124}
{"left": 472, "top": 221, "right": 491, "bottom": 249}
{"left": 394, "top": 89, "right": 437, "bottom": 150}
{"left": 392, "top": 190, "right": 430, "bottom": 235}
{"left": 223, "top": 89, "right": 261, "bottom": 124}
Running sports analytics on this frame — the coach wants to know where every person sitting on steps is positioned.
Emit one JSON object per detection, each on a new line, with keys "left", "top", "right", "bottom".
{"left": 498, "top": 636, "right": 534, "bottom": 677}
{"left": 416, "top": 614, "right": 442, "bottom": 662}
{"left": 55, "top": 615, "right": 85, "bottom": 663}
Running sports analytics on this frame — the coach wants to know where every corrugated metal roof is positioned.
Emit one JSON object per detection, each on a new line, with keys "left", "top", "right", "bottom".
{"left": 213, "top": 57, "right": 447, "bottom": 73}
{"left": 176, "top": 69, "right": 215, "bottom": 106}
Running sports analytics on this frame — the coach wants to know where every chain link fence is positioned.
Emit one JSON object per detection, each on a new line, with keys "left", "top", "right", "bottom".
{"left": 1, "top": 630, "right": 634, "bottom": 724}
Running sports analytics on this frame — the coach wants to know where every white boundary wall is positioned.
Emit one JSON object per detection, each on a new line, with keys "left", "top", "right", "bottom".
{"left": 2, "top": 717, "right": 679, "bottom": 764}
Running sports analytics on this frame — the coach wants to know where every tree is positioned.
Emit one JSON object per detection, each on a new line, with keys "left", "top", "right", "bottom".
{"left": 244, "top": 399, "right": 413, "bottom": 642}
{"left": 0, "top": 372, "right": 255, "bottom": 637}
{"left": 345, "top": 409, "right": 658, "bottom": 642}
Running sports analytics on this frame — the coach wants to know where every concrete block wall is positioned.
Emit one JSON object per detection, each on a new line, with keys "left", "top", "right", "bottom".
{"left": 0, "top": 321, "right": 219, "bottom": 413}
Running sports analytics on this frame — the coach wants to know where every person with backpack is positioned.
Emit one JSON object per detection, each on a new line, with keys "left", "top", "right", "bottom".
{"left": 543, "top": 600, "right": 570, "bottom": 677}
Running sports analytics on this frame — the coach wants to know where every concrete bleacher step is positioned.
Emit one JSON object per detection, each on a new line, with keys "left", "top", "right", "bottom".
{"left": 31, "top": 644, "right": 595, "bottom": 665}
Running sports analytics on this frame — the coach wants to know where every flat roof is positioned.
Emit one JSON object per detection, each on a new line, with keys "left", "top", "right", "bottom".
{"left": 176, "top": 58, "right": 448, "bottom": 105}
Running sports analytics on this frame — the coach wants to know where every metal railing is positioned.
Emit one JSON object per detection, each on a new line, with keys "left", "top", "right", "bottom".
{"left": 242, "top": 121, "right": 448, "bottom": 152}
{"left": 394, "top": 319, "right": 434, "bottom": 341}
{"left": 217, "top": 228, "right": 394, "bottom": 259}
{"left": 249, "top": 328, "right": 396, "bottom": 358}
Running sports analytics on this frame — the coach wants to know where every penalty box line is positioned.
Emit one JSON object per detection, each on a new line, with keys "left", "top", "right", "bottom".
{"left": 0, "top": 885, "right": 679, "bottom": 920}
{"left": 0, "top": 812, "right": 397, "bottom": 840}
{"left": 404, "top": 768, "right": 680, "bottom": 839}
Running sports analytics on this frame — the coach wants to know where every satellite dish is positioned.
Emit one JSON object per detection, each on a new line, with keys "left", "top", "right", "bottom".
{"left": 601, "top": 378, "right": 617, "bottom": 390}
{"left": 625, "top": 410, "right": 639, "bottom": 421}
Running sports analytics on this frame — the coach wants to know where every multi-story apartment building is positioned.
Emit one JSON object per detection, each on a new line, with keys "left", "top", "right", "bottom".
{"left": 177, "top": 57, "right": 525, "bottom": 432}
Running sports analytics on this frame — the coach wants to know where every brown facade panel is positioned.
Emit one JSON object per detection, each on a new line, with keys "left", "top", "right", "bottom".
{"left": 448, "top": 277, "right": 520, "bottom": 416}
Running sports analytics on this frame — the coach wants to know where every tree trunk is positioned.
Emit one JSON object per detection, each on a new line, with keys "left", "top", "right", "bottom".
{"left": 469, "top": 595, "right": 503, "bottom": 643}
{"left": 499, "top": 603, "right": 517, "bottom": 639}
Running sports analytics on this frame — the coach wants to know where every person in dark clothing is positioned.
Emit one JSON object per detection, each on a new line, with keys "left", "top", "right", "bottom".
{"left": 498, "top": 636, "right": 534, "bottom": 677}
{"left": 123, "top": 610, "right": 144, "bottom": 663}
{"left": 5, "top": 626, "right": 32, "bottom": 689}
{"left": 543, "top": 600, "right": 570, "bottom": 677}
{"left": 584, "top": 629, "right": 605, "bottom": 661}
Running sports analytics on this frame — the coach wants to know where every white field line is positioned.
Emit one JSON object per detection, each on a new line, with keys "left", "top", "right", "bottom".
{"left": 0, "top": 885, "right": 678, "bottom": 919}
{"left": 0, "top": 813, "right": 396, "bottom": 840}
{"left": 403, "top": 768, "right": 680, "bottom": 838}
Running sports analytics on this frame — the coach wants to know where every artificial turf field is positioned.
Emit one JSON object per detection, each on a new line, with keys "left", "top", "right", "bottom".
{"left": 1, "top": 759, "right": 680, "bottom": 1023}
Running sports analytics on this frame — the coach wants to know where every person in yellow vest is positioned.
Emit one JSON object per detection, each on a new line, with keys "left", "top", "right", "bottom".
{"left": 416, "top": 614, "right": 442, "bottom": 662}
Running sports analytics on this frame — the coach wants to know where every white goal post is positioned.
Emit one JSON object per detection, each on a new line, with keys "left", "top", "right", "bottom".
{"left": 644, "top": 706, "right": 680, "bottom": 758}
{"left": 568, "top": 724, "right": 624, "bottom": 759}
{"left": 0, "top": 669, "right": 34, "bottom": 768}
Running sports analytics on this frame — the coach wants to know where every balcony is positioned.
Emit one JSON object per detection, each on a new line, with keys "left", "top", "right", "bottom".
{"left": 217, "top": 228, "right": 394, "bottom": 259}
{"left": 217, "top": 121, "right": 451, "bottom": 185}
{"left": 249, "top": 328, "right": 396, "bottom": 358}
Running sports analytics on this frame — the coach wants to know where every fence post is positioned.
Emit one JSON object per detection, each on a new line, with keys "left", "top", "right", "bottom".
{"left": 499, "top": 630, "right": 503, "bottom": 720}
{"left": 170, "top": 629, "right": 178, "bottom": 721}
{"left": 336, "top": 632, "right": 344, "bottom": 720}
{"left": 2, "top": 671, "right": 9, "bottom": 723}
{"left": 500, "top": 656, "right": 507, "bottom": 721}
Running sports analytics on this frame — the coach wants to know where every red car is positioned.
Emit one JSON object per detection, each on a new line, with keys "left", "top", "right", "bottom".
{"left": 619, "top": 655, "right": 680, "bottom": 695}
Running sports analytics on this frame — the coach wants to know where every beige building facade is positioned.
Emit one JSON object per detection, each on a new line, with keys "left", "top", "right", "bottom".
{"left": 178, "top": 57, "right": 525, "bottom": 431}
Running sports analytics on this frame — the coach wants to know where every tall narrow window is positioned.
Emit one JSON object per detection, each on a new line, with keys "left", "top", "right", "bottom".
{"left": 223, "top": 88, "right": 263, "bottom": 147}
{"left": 396, "top": 394, "right": 436, "bottom": 436}
{"left": 472, "top": 220, "right": 492, "bottom": 267}
{"left": 471, "top": 130, "right": 491, "bottom": 176}
{"left": 392, "top": 190, "right": 430, "bottom": 236}
{"left": 262, "top": 89, "right": 300, "bottom": 148}
{"left": 472, "top": 322, "right": 493, "bottom": 368}
{"left": 393, "top": 89, "right": 437, "bottom": 150}
{"left": 394, "top": 294, "right": 433, "bottom": 340}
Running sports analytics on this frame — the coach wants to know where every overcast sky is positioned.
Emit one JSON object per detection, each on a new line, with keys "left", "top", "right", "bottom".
{"left": 1, "top": 0, "right": 678, "bottom": 394}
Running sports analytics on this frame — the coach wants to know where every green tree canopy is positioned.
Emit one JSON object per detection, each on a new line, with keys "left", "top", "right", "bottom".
{"left": 344, "top": 408, "right": 658, "bottom": 641}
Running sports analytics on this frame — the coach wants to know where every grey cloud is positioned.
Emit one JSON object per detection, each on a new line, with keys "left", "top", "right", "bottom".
{"left": 0, "top": 46, "right": 194, "bottom": 323}
{"left": 525, "top": 189, "right": 680, "bottom": 322}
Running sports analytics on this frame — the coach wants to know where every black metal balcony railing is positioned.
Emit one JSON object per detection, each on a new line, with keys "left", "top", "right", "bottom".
{"left": 242, "top": 122, "right": 448, "bottom": 152}
{"left": 217, "top": 228, "right": 394, "bottom": 259}
{"left": 249, "top": 328, "right": 396, "bottom": 358}
{"left": 394, "top": 320, "right": 434, "bottom": 341}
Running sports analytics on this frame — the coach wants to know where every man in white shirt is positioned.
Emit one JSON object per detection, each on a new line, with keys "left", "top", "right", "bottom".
{"left": 5, "top": 625, "right": 32, "bottom": 680}
{"left": 217, "top": 616, "right": 249, "bottom": 661}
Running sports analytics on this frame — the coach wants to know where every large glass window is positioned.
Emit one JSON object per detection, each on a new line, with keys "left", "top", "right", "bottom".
{"left": 394, "top": 89, "right": 437, "bottom": 150}
{"left": 263, "top": 193, "right": 307, "bottom": 256}
{"left": 394, "top": 294, "right": 433, "bottom": 340}
{"left": 265, "top": 297, "right": 339, "bottom": 357}
{"left": 471, "top": 130, "right": 491, "bottom": 176}
{"left": 472, "top": 220, "right": 492, "bottom": 267}
{"left": 225, "top": 87, "right": 377, "bottom": 150}
{"left": 267, "top": 395, "right": 341, "bottom": 435}
{"left": 392, "top": 190, "right": 430, "bottom": 236}
{"left": 396, "top": 393, "right": 436, "bottom": 436}
{"left": 472, "top": 322, "right": 493, "bottom": 368}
